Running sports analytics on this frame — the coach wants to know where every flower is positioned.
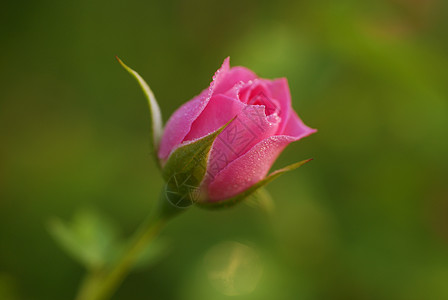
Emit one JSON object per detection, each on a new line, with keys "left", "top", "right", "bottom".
{"left": 158, "top": 57, "right": 316, "bottom": 203}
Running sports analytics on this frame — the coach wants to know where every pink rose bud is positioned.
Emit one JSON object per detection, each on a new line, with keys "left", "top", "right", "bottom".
{"left": 159, "top": 58, "right": 316, "bottom": 205}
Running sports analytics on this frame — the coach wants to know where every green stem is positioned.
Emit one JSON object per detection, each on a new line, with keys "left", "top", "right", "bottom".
{"left": 75, "top": 193, "right": 183, "bottom": 300}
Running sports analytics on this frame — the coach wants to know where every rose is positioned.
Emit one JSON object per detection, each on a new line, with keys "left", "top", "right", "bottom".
{"left": 158, "top": 58, "right": 316, "bottom": 203}
{"left": 64, "top": 57, "right": 316, "bottom": 300}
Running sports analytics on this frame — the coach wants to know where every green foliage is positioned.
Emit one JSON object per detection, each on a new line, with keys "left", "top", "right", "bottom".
{"left": 48, "top": 209, "right": 167, "bottom": 271}
{"left": 48, "top": 209, "right": 120, "bottom": 271}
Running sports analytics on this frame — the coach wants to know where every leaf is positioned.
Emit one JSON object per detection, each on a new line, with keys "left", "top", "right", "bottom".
{"left": 161, "top": 118, "right": 235, "bottom": 207}
{"left": 116, "top": 57, "right": 163, "bottom": 167}
{"left": 48, "top": 209, "right": 121, "bottom": 270}
{"left": 197, "top": 158, "right": 313, "bottom": 209}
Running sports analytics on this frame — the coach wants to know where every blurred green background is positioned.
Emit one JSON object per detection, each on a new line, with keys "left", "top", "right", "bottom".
{"left": 1, "top": 0, "right": 448, "bottom": 299}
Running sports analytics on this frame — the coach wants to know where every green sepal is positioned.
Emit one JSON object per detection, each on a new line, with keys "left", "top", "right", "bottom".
{"left": 197, "top": 158, "right": 313, "bottom": 209}
{"left": 161, "top": 118, "right": 235, "bottom": 208}
{"left": 116, "top": 57, "right": 163, "bottom": 168}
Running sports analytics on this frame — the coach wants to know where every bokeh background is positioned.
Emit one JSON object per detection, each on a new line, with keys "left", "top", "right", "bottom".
{"left": 1, "top": 0, "right": 448, "bottom": 299}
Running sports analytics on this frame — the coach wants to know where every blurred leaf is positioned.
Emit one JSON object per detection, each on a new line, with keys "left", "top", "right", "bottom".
{"left": 48, "top": 209, "right": 169, "bottom": 273}
{"left": 116, "top": 57, "right": 164, "bottom": 167}
{"left": 48, "top": 209, "right": 120, "bottom": 270}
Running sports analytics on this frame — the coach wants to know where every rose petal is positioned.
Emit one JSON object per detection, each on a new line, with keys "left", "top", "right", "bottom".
{"left": 261, "top": 78, "right": 292, "bottom": 134}
{"left": 158, "top": 58, "right": 230, "bottom": 160}
{"left": 206, "top": 135, "right": 294, "bottom": 201}
{"left": 214, "top": 66, "right": 257, "bottom": 95}
{"left": 204, "top": 105, "right": 281, "bottom": 181}
{"left": 184, "top": 94, "right": 245, "bottom": 141}
{"left": 282, "top": 109, "right": 317, "bottom": 139}
{"left": 238, "top": 79, "right": 272, "bottom": 104}
{"left": 205, "top": 110, "right": 316, "bottom": 201}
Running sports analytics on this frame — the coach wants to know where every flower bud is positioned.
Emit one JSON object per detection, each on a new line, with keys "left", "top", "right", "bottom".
{"left": 159, "top": 58, "right": 316, "bottom": 207}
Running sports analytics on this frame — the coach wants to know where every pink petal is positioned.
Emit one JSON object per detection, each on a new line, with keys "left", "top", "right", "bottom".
{"left": 238, "top": 79, "right": 270, "bottom": 103}
{"left": 184, "top": 94, "right": 245, "bottom": 141}
{"left": 206, "top": 135, "right": 294, "bottom": 202}
{"left": 261, "top": 78, "right": 292, "bottom": 134}
{"left": 204, "top": 105, "right": 281, "bottom": 182}
{"left": 158, "top": 58, "right": 230, "bottom": 160}
{"left": 283, "top": 109, "right": 317, "bottom": 139}
{"left": 206, "top": 110, "right": 316, "bottom": 202}
{"left": 214, "top": 66, "right": 257, "bottom": 95}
